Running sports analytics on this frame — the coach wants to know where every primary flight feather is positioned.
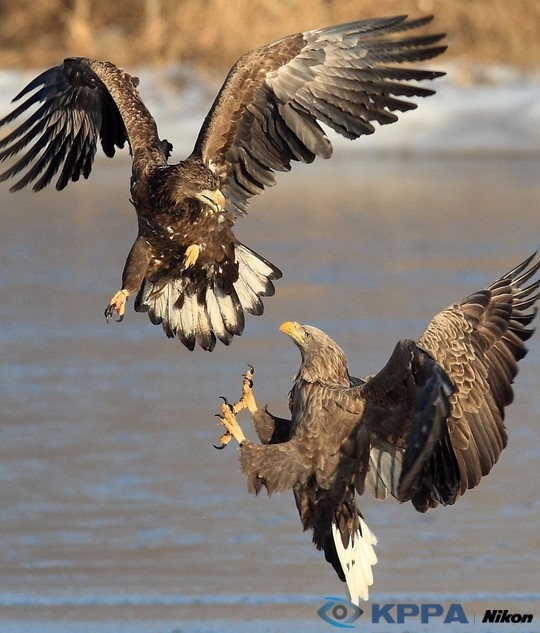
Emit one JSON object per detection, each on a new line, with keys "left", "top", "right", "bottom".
{"left": 0, "top": 15, "right": 445, "bottom": 350}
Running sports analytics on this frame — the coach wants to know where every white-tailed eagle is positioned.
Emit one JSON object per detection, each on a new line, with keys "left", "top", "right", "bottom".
{"left": 216, "top": 253, "right": 539, "bottom": 603}
{"left": 0, "top": 15, "right": 445, "bottom": 350}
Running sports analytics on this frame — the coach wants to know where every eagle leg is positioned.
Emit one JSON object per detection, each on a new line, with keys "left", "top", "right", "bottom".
{"left": 213, "top": 367, "right": 256, "bottom": 448}
{"left": 104, "top": 289, "right": 130, "bottom": 322}
{"left": 214, "top": 398, "right": 246, "bottom": 448}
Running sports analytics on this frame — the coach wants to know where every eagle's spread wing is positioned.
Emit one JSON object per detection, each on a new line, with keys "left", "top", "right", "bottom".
{"left": 0, "top": 57, "right": 171, "bottom": 192}
{"left": 418, "top": 253, "right": 540, "bottom": 496}
{"left": 193, "top": 15, "right": 445, "bottom": 216}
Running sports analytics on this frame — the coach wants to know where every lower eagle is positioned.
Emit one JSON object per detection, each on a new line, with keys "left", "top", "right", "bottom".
{"left": 215, "top": 253, "right": 539, "bottom": 604}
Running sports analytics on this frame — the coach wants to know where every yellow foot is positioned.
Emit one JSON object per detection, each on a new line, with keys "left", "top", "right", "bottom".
{"left": 213, "top": 366, "right": 256, "bottom": 449}
{"left": 184, "top": 244, "right": 201, "bottom": 268}
{"left": 214, "top": 398, "right": 247, "bottom": 449}
{"left": 240, "top": 365, "right": 258, "bottom": 414}
{"left": 104, "top": 289, "right": 129, "bottom": 322}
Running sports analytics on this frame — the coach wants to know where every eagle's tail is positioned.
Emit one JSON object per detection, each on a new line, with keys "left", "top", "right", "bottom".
{"left": 134, "top": 243, "right": 281, "bottom": 351}
{"left": 330, "top": 514, "right": 378, "bottom": 606}
{"left": 297, "top": 485, "right": 378, "bottom": 605}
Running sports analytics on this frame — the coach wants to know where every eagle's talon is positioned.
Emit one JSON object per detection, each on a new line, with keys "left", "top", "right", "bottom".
{"left": 213, "top": 429, "right": 233, "bottom": 449}
{"left": 219, "top": 396, "right": 234, "bottom": 412}
{"left": 242, "top": 370, "right": 253, "bottom": 388}
{"left": 105, "top": 289, "right": 129, "bottom": 323}
{"left": 240, "top": 366, "right": 258, "bottom": 413}
{"left": 216, "top": 403, "right": 246, "bottom": 445}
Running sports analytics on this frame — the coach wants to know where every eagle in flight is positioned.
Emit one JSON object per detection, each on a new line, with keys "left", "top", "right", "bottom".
{"left": 216, "top": 253, "right": 539, "bottom": 603}
{"left": 0, "top": 15, "right": 445, "bottom": 350}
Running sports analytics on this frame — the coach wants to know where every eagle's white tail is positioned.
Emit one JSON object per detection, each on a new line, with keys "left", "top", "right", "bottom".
{"left": 135, "top": 242, "right": 281, "bottom": 351}
{"left": 331, "top": 517, "right": 378, "bottom": 605}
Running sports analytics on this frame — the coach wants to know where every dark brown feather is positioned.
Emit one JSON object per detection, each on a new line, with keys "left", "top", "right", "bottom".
{"left": 419, "top": 252, "right": 540, "bottom": 494}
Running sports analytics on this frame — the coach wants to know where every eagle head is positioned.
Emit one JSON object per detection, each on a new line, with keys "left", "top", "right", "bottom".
{"left": 169, "top": 159, "right": 226, "bottom": 212}
{"left": 279, "top": 321, "right": 350, "bottom": 385}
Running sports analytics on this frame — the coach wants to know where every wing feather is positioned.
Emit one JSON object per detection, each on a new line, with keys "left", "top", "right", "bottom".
{"left": 344, "top": 339, "right": 457, "bottom": 509}
{"left": 193, "top": 15, "right": 445, "bottom": 216}
{"left": 0, "top": 57, "right": 168, "bottom": 192}
{"left": 419, "top": 253, "right": 540, "bottom": 494}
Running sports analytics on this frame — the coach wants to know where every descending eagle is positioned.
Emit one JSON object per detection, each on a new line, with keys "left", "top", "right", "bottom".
{"left": 216, "top": 253, "right": 540, "bottom": 603}
{"left": 0, "top": 16, "right": 445, "bottom": 350}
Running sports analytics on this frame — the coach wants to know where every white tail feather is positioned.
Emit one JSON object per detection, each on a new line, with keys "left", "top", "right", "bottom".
{"left": 134, "top": 242, "right": 280, "bottom": 349}
{"left": 331, "top": 517, "right": 377, "bottom": 605}
{"left": 235, "top": 243, "right": 278, "bottom": 297}
{"left": 233, "top": 274, "right": 263, "bottom": 315}
{"left": 205, "top": 287, "right": 229, "bottom": 344}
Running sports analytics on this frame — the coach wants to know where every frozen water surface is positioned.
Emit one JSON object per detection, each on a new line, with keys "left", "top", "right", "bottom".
{"left": 0, "top": 65, "right": 539, "bottom": 632}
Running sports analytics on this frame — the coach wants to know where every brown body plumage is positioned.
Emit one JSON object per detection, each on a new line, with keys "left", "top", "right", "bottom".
{"left": 0, "top": 16, "right": 445, "bottom": 350}
{"left": 217, "top": 253, "right": 539, "bottom": 603}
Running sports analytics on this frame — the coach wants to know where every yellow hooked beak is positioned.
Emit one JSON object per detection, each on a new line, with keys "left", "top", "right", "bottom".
{"left": 197, "top": 188, "right": 226, "bottom": 213}
{"left": 279, "top": 321, "right": 304, "bottom": 344}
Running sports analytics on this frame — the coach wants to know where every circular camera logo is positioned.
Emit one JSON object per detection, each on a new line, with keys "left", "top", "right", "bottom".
{"left": 317, "top": 596, "right": 363, "bottom": 628}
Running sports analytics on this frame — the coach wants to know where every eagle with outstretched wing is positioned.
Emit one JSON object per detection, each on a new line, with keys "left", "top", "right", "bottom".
{"left": 216, "top": 253, "right": 539, "bottom": 603}
{"left": 0, "top": 15, "right": 445, "bottom": 350}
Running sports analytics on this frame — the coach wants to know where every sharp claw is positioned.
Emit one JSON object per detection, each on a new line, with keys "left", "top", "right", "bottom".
{"left": 247, "top": 364, "right": 254, "bottom": 374}
{"left": 105, "top": 290, "right": 128, "bottom": 324}
{"left": 104, "top": 304, "right": 124, "bottom": 323}
{"left": 213, "top": 424, "right": 233, "bottom": 449}
{"left": 220, "top": 396, "right": 235, "bottom": 412}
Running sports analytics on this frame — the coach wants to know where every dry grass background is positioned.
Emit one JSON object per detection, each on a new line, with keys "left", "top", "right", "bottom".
{"left": 0, "top": 0, "right": 539, "bottom": 73}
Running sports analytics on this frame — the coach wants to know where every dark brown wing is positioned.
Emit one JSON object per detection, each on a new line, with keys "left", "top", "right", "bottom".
{"left": 192, "top": 15, "right": 445, "bottom": 216}
{"left": 350, "top": 339, "right": 457, "bottom": 511}
{"left": 419, "top": 253, "right": 540, "bottom": 495}
{"left": 0, "top": 57, "right": 171, "bottom": 192}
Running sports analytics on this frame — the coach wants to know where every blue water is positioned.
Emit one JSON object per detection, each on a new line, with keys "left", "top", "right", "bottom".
{"left": 1, "top": 155, "right": 539, "bottom": 632}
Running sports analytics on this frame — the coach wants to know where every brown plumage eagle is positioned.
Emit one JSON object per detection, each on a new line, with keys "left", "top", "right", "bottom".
{"left": 0, "top": 15, "right": 445, "bottom": 350}
{"left": 216, "top": 253, "right": 539, "bottom": 603}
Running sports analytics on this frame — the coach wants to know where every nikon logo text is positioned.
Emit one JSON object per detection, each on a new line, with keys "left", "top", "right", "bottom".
{"left": 482, "top": 610, "right": 533, "bottom": 624}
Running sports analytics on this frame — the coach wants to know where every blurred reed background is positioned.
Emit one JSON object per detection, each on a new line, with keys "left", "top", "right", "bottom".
{"left": 0, "top": 0, "right": 539, "bottom": 72}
